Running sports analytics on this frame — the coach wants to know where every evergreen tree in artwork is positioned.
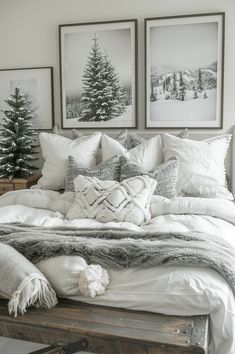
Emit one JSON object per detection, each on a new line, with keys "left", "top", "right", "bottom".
{"left": 193, "top": 84, "right": 198, "bottom": 99}
{"left": 150, "top": 80, "right": 157, "bottom": 102}
{"left": 80, "top": 35, "right": 127, "bottom": 122}
{"left": 101, "top": 54, "right": 127, "bottom": 120}
{"left": 0, "top": 87, "right": 38, "bottom": 179}
{"left": 171, "top": 72, "right": 178, "bottom": 99}
{"left": 177, "top": 72, "right": 186, "bottom": 101}
{"left": 197, "top": 68, "right": 204, "bottom": 92}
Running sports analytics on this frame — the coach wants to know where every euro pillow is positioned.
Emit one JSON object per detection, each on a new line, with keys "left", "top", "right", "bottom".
{"left": 162, "top": 133, "right": 233, "bottom": 199}
{"left": 66, "top": 175, "right": 157, "bottom": 226}
{"left": 66, "top": 155, "right": 120, "bottom": 192}
{"left": 101, "top": 134, "right": 163, "bottom": 171}
{"left": 120, "top": 156, "right": 179, "bottom": 199}
{"left": 38, "top": 132, "right": 101, "bottom": 190}
{"left": 72, "top": 128, "right": 189, "bottom": 149}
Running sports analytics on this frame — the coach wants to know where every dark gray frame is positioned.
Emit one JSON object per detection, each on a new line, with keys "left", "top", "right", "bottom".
{"left": 0, "top": 66, "right": 54, "bottom": 130}
{"left": 145, "top": 13, "right": 225, "bottom": 129}
{"left": 59, "top": 19, "right": 138, "bottom": 129}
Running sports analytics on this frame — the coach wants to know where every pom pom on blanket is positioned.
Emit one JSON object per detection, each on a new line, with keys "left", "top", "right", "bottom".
{"left": 78, "top": 264, "right": 109, "bottom": 298}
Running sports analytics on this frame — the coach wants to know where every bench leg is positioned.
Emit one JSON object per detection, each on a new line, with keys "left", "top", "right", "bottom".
{"left": 29, "top": 339, "right": 89, "bottom": 354}
{"left": 29, "top": 346, "right": 65, "bottom": 354}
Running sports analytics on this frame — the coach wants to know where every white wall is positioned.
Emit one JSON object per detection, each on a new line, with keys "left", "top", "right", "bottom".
{"left": 0, "top": 0, "right": 235, "bottom": 135}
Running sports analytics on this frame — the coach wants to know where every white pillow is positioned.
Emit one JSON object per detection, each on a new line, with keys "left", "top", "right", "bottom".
{"left": 38, "top": 132, "right": 101, "bottom": 190}
{"left": 101, "top": 134, "right": 163, "bottom": 171}
{"left": 67, "top": 175, "right": 157, "bottom": 226}
{"left": 162, "top": 133, "right": 233, "bottom": 199}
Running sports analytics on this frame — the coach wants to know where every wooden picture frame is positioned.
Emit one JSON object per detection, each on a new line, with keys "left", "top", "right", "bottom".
{"left": 145, "top": 13, "right": 225, "bottom": 129}
{"left": 59, "top": 19, "right": 138, "bottom": 129}
{"left": 0, "top": 67, "right": 54, "bottom": 130}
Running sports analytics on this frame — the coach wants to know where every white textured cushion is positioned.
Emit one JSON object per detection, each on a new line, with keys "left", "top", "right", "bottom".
{"left": 38, "top": 132, "right": 101, "bottom": 190}
{"left": 162, "top": 133, "right": 233, "bottom": 199}
{"left": 101, "top": 134, "right": 163, "bottom": 171}
{"left": 67, "top": 175, "right": 157, "bottom": 225}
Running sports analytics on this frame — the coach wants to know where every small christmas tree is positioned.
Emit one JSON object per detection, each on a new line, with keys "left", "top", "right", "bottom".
{"left": 0, "top": 87, "right": 38, "bottom": 179}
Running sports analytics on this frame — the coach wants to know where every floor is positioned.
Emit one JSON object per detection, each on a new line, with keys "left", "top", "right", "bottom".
{"left": 0, "top": 337, "right": 85, "bottom": 354}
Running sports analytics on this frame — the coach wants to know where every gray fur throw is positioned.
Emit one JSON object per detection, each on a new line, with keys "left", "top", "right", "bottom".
{"left": 1, "top": 224, "right": 235, "bottom": 294}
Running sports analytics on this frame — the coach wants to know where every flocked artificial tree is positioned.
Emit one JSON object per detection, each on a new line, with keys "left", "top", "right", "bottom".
{"left": 0, "top": 87, "right": 38, "bottom": 179}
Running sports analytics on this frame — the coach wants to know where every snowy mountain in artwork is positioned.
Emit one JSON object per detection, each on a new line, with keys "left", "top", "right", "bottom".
{"left": 150, "top": 62, "right": 217, "bottom": 122}
{"left": 151, "top": 62, "right": 217, "bottom": 102}
{"left": 66, "top": 35, "right": 131, "bottom": 122}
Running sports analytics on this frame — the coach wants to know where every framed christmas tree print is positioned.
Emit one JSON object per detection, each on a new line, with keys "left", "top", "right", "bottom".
{"left": 0, "top": 67, "right": 54, "bottom": 130}
{"left": 59, "top": 19, "right": 138, "bottom": 129}
{"left": 145, "top": 13, "right": 225, "bottom": 128}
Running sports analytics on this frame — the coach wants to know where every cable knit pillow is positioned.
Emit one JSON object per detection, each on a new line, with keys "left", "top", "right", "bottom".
{"left": 38, "top": 132, "right": 101, "bottom": 190}
{"left": 66, "top": 155, "right": 121, "bottom": 192}
{"left": 66, "top": 175, "right": 157, "bottom": 225}
{"left": 120, "top": 156, "right": 179, "bottom": 199}
{"left": 162, "top": 133, "right": 233, "bottom": 199}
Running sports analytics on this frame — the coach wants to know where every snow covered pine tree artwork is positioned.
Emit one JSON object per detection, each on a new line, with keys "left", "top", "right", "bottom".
{"left": 59, "top": 20, "right": 137, "bottom": 128}
{"left": 145, "top": 13, "right": 225, "bottom": 128}
{"left": 0, "top": 87, "right": 38, "bottom": 179}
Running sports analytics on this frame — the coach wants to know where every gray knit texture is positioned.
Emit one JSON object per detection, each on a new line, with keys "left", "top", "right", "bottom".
{"left": 1, "top": 224, "right": 235, "bottom": 296}
{"left": 120, "top": 156, "right": 179, "bottom": 198}
{"left": 66, "top": 155, "right": 121, "bottom": 192}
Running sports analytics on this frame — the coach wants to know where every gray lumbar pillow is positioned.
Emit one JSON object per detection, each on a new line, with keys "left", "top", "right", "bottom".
{"left": 116, "top": 130, "right": 146, "bottom": 150}
{"left": 66, "top": 155, "right": 121, "bottom": 192}
{"left": 120, "top": 156, "right": 179, "bottom": 199}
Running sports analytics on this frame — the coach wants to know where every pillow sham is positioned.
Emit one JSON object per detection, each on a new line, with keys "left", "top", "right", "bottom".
{"left": 66, "top": 175, "right": 157, "bottom": 226}
{"left": 162, "top": 133, "right": 233, "bottom": 199}
{"left": 72, "top": 128, "right": 189, "bottom": 148}
{"left": 66, "top": 155, "right": 121, "bottom": 192}
{"left": 38, "top": 132, "right": 101, "bottom": 190}
{"left": 101, "top": 134, "right": 163, "bottom": 171}
{"left": 120, "top": 156, "right": 179, "bottom": 199}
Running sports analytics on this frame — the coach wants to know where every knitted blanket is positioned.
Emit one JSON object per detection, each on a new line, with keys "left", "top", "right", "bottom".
{"left": 1, "top": 223, "right": 235, "bottom": 295}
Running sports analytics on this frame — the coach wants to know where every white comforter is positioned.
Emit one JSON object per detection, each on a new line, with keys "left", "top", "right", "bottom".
{"left": 0, "top": 189, "right": 235, "bottom": 354}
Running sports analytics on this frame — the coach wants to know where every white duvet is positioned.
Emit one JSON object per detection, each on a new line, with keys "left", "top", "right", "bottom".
{"left": 0, "top": 189, "right": 235, "bottom": 354}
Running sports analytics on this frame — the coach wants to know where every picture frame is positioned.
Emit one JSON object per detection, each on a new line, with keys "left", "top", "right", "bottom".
{"left": 0, "top": 67, "right": 54, "bottom": 130}
{"left": 145, "top": 13, "right": 225, "bottom": 129}
{"left": 59, "top": 19, "right": 138, "bottom": 129}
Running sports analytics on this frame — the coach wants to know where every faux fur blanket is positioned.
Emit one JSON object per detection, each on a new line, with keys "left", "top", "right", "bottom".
{"left": 1, "top": 223, "right": 235, "bottom": 295}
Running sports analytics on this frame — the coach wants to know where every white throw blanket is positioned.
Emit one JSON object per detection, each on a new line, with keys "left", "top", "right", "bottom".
{"left": 0, "top": 243, "right": 57, "bottom": 317}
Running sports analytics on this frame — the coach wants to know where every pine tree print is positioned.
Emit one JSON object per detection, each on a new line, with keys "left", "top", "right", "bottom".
{"left": 150, "top": 80, "right": 157, "bottom": 102}
{"left": 178, "top": 72, "right": 186, "bottom": 101}
{"left": 171, "top": 72, "right": 178, "bottom": 99}
{"left": 80, "top": 35, "right": 127, "bottom": 122}
{"left": 198, "top": 68, "right": 204, "bottom": 92}
{"left": 0, "top": 87, "right": 38, "bottom": 179}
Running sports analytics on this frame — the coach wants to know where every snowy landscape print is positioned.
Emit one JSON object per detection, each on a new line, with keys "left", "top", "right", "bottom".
{"left": 61, "top": 21, "right": 136, "bottom": 128}
{"left": 146, "top": 16, "right": 223, "bottom": 128}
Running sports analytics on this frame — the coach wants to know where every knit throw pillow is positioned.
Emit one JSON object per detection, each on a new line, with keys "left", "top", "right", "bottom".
{"left": 66, "top": 175, "right": 157, "bottom": 226}
{"left": 120, "top": 156, "right": 179, "bottom": 199}
{"left": 66, "top": 155, "right": 121, "bottom": 192}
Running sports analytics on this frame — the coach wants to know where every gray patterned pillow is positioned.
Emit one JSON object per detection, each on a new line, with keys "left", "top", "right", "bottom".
{"left": 120, "top": 156, "right": 179, "bottom": 199}
{"left": 116, "top": 130, "right": 146, "bottom": 150}
{"left": 66, "top": 155, "right": 120, "bottom": 192}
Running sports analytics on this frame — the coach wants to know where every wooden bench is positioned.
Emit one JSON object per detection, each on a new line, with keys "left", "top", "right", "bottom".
{"left": 0, "top": 299, "right": 209, "bottom": 354}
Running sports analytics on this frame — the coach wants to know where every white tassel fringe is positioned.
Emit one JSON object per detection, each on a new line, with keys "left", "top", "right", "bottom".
{"left": 8, "top": 273, "right": 58, "bottom": 317}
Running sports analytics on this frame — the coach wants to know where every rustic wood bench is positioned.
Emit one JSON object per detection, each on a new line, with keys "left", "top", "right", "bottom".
{"left": 0, "top": 299, "right": 209, "bottom": 354}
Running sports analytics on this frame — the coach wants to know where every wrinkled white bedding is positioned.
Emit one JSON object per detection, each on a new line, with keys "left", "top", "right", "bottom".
{"left": 0, "top": 189, "right": 235, "bottom": 354}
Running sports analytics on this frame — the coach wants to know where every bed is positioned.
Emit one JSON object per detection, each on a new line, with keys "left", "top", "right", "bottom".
{"left": 0, "top": 127, "right": 234, "bottom": 354}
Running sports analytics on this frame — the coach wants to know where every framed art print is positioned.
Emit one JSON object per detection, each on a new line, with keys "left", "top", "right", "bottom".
{"left": 0, "top": 67, "right": 54, "bottom": 130}
{"left": 145, "top": 13, "right": 225, "bottom": 128}
{"left": 59, "top": 19, "right": 138, "bottom": 129}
